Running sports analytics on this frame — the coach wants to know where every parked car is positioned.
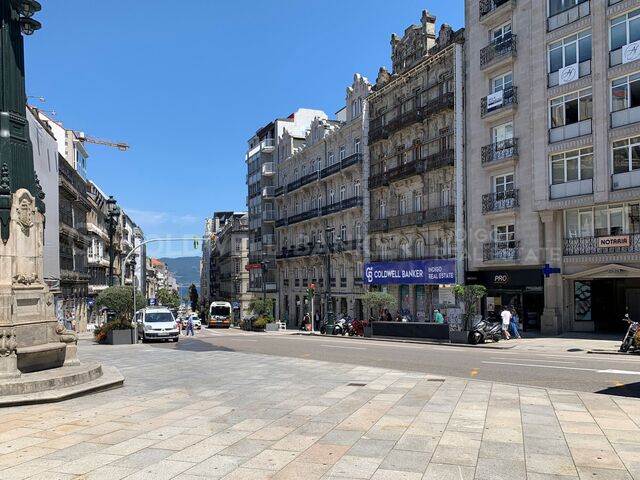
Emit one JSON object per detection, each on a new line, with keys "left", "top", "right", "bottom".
{"left": 181, "top": 315, "right": 202, "bottom": 330}
{"left": 135, "top": 306, "right": 179, "bottom": 342}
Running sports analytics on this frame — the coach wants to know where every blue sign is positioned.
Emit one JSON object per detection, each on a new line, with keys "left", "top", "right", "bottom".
{"left": 148, "top": 298, "right": 157, "bottom": 306}
{"left": 364, "top": 259, "right": 456, "bottom": 285}
{"left": 542, "top": 263, "right": 561, "bottom": 278}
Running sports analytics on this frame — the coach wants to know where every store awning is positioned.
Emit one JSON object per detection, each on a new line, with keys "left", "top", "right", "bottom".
{"left": 563, "top": 263, "right": 640, "bottom": 280}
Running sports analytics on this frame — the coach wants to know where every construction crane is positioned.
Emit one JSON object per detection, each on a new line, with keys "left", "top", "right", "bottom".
{"left": 75, "top": 131, "right": 130, "bottom": 151}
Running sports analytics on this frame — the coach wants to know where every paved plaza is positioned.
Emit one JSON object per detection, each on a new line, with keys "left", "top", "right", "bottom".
{"left": 0, "top": 339, "right": 638, "bottom": 479}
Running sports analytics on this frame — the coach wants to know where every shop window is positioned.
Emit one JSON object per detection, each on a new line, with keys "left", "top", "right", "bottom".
{"left": 574, "top": 281, "right": 592, "bottom": 321}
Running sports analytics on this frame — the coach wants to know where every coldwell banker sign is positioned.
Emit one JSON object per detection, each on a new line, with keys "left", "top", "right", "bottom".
{"left": 364, "top": 260, "right": 456, "bottom": 285}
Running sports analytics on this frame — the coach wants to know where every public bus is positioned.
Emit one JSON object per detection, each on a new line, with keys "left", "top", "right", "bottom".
{"left": 208, "top": 301, "right": 233, "bottom": 328}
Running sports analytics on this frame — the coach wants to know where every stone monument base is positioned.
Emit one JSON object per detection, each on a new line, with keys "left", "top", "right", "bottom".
{"left": 0, "top": 361, "right": 123, "bottom": 407}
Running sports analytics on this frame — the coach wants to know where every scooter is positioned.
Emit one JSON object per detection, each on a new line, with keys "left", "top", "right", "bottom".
{"left": 619, "top": 314, "right": 638, "bottom": 353}
{"left": 469, "top": 317, "right": 502, "bottom": 345}
{"left": 333, "top": 317, "right": 349, "bottom": 335}
{"left": 347, "top": 318, "right": 365, "bottom": 336}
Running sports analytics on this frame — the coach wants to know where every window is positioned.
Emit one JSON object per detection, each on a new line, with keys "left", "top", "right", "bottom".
{"left": 415, "top": 238, "right": 425, "bottom": 258}
{"left": 565, "top": 203, "right": 640, "bottom": 237}
{"left": 611, "top": 73, "right": 640, "bottom": 112}
{"left": 379, "top": 200, "right": 386, "bottom": 218}
{"left": 399, "top": 194, "right": 408, "bottom": 215}
{"left": 328, "top": 152, "right": 335, "bottom": 165}
{"left": 551, "top": 147, "right": 593, "bottom": 185}
{"left": 549, "top": 88, "right": 592, "bottom": 128}
{"left": 351, "top": 100, "right": 357, "bottom": 118}
{"left": 613, "top": 136, "right": 640, "bottom": 174}
{"left": 549, "top": 0, "right": 586, "bottom": 18}
{"left": 610, "top": 8, "right": 640, "bottom": 52}
{"left": 492, "top": 122, "right": 513, "bottom": 143}
{"left": 414, "top": 191, "right": 423, "bottom": 211}
{"left": 294, "top": 168, "right": 298, "bottom": 180}
{"left": 316, "top": 158, "right": 322, "bottom": 171}
{"left": 495, "top": 224, "right": 516, "bottom": 248}
{"left": 494, "top": 174, "right": 514, "bottom": 193}
{"left": 354, "top": 138, "right": 361, "bottom": 154}
{"left": 548, "top": 30, "right": 592, "bottom": 73}
{"left": 355, "top": 223, "right": 362, "bottom": 240}
{"left": 492, "top": 23, "right": 512, "bottom": 44}
{"left": 329, "top": 189, "right": 335, "bottom": 204}
{"left": 235, "top": 238, "right": 241, "bottom": 252}
{"left": 354, "top": 179, "right": 361, "bottom": 197}
{"left": 491, "top": 72, "right": 512, "bottom": 93}
{"left": 380, "top": 244, "right": 388, "bottom": 260}
{"left": 339, "top": 145, "right": 346, "bottom": 161}
{"left": 400, "top": 241, "right": 410, "bottom": 259}
{"left": 301, "top": 165, "right": 306, "bottom": 176}
{"left": 340, "top": 225, "right": 347, "bottom": 241}
{"left": 339, "top": 185, "right": 346, "bottom": 202}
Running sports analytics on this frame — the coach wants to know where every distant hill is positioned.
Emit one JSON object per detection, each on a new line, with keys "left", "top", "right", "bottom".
{"left": 158, "top": 256, "right": 200, "bottom": 291}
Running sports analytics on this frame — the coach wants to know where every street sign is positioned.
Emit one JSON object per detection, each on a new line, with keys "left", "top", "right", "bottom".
{"left": 245, "top": 263, "right": 262, "bottom": 271}
{"left": 148, "top": 298, "right": 157, "bottom": 306}
{"left": 542, "top": 264, "right": 561, "bottom": 278}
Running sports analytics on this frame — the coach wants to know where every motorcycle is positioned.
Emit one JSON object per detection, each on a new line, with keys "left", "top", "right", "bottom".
{"left": 469, "top": 317, "right": 502, "bottom": 345}
{"left": 348, "top": 318, "right": 366, "bottom": 337}
{"left": 619, "top": 314, "right": 638, "bottom": 353}
{"left": 332, "top": 316, "right": 349, "bottom": 335}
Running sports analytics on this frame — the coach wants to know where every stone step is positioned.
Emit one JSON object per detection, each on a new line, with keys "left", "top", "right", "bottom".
{"left": 0, "top": 365, "right": 124, "bottom": 407}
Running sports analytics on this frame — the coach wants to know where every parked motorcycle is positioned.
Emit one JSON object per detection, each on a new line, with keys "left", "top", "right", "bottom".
{"left": 619, "top": 314, "right": 638, "bottom": 353}
{"left": 333, "top": 317, "right": 349, "bottom": 335}
{"left": 348, "top": 318, "right": 366, "bottom": 337}
{"left": 469, "top": 317, "right": 502, "bottom": 345}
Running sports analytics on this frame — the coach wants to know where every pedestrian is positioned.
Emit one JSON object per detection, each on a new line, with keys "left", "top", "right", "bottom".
{"left": 186, "top": 316, "right": 195, "bottom": 336}
{"left": 314, "top": 310, "right": 320, "bottom": 329}
{"left": 434, "top": 309, "right": 444, "bottom": 324}
{"left": 385, "top": 309, "right": 393, "bottom": 322}
{"left": 303, "top": 312, "right": 310, "bottom": 331}
{"left": 177, "top": 317, "right": 182, "bottom": 336}
{"left": 510, "top": 308, "right": 521, "bottom": 339}
{"left": 501, "top": 306, "right": 511, "bottom": 339}
{"left": 395, "top": 312, "right": 402, "bottom": 322}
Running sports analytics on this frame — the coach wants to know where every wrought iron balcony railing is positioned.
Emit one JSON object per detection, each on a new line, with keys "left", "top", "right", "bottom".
{"left": 480, "top": 34, "right": 517, "bottom": 69}
{"left": 483, "top": 241, "right": 520, "bottom": 261}
{"left": 563, "top": 234, "right": 640, "bottom": 256}
{"left": 482, "top": 189, "right": 519, "bottom": 214}
{"left": 481, "top": 87, "right": 518, "bottom": 117}
{"left": 481, "top": 138, "right": 519, "bottom": 165}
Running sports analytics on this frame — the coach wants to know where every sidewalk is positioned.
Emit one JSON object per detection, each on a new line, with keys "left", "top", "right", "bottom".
{"left": 0, "top": 341, "right": 638, "bottom": 479}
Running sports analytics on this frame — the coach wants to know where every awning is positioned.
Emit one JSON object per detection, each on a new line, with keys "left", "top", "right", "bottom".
{"left": 563, "top": 263, "right": 640, "bottom": 280}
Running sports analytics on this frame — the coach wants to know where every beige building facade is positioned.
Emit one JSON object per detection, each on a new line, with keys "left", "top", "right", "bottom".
{"left": 366, "top": 12, "right": 465, "bottom": 323}
{"left": 465, "top": 0, "right": 640, "bottom": 333}
{"left": 275, "top": 77, "right": 370, "bottom": 325}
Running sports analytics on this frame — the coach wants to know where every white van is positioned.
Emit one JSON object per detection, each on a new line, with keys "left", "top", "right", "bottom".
{"left": 135, "top": 307, "right": 179, "bottom": 342}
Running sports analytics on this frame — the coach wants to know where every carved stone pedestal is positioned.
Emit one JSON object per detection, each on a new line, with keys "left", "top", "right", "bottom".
{"left": 0, "top": 329, "right": 19, "bottom": 379}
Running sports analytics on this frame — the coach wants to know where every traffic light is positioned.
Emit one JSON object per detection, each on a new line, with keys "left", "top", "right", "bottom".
{"left": 193, "top": 236, "right": 199, "bottom": 249}
{"left": 307, "top": 284, "right": 315, "bottom": 298}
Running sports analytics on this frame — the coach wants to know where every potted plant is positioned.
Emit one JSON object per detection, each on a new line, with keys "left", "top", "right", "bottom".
{"left": 360, "top": 291, "right": 397, "bottom": 337}
{"left": 94, "top": 286, "right": 146, "bottom": 345}
{"left": 450, "top": 284, "right": 487, "bottom": 344}
{"left": 248, "top": 299, "right": 275, "bottom": 331}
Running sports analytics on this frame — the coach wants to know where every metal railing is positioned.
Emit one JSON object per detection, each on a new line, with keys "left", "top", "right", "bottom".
{"left": 480, "top": 35, "right": 517, "bottom": 69}
{"left": 483, "top": 241, "right": 520, "bottom": 261}
{"left": 482, "top": 189, "right": 519, "bottom": 214}
{"left": 563, "top": 234, "right": 640, "bottom": 256}
{"left": 422, "top": 92, "right": 455, "bottom": 117}
{"left": 480, "top": 0, "right": 514, "bottom": 18}
{"left": 481, "top": 138, "right": 519, "bottom": 165}
{"left": 369, "top": 218, "right": 389, "bottom": 233}
{"left": 321, "top": 196, "right": 363, "bottom": 215}
{"left": 421, "top": 149, "right": 455, "bottom": 172}
{"left": 481, "top": 87, "right": 518, "bottom": 117}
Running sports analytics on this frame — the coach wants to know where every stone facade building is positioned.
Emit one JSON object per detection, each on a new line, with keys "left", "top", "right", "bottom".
{"left": 366, "top": 11, "right": 465, "bottom": 322}
{"left": 275, "top": 76, "right": 371, "bottom": 325}
{"left": 210, "top": 213, "right": 254, "bottom": 320}
{"left": 465, "top": 0, "right": 640, "bottom": 333}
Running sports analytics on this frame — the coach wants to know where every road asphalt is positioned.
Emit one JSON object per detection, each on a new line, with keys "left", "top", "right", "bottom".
{"left": 153, "top": 328, "right": 640, "bottom": 396}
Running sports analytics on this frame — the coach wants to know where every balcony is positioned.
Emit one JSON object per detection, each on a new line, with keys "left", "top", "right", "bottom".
{"left": 262, "top": 162, "right": 275, "bottom": 176}
{"left": 548, "top": 0, "right": 589, "bottom": 32}
{"left": 550, "top": 179, "right": 593, "bottom": 199}
{"left": 483, "top": 241, "right": 520, "bottom": 261}
{"left": 369, "top": 160, "right": 421, "bottom": 189}
{"left": 482, "top": 189, "right": 519, "bottom": 214}
{"left": 481, "top": 138, "right": 519, "bottom": 166}
{"left": 481, "top": 87, "right": 518, "bottom": 117}
{"left": 611, "top": 106, "right": 640, "bottom": 129}
{"left": 424, "top": 205, "right": 455, "bottom": 224}
{"left": 563, "top": 234, "right": 640, "bottom": 256}
{"left": 388, "top": 212, "right": 424, "bottom": 230}
{"left": 421, "top": 149, "right": 455, "bottom": 172}
{"left": 548, "top": 60, "right": 591, "bottom": 88}
{"left": 261, "top": 138, "right": 275, "bottom": 151}
{"left": 369, "top": 218, "right": 389, "bottom": 233}
{"left": 612, "top": 170, "right": 640, "bottom": 190}
{"left": 275, "top": 217, "right": 287, "bottom": 228}
{"left": 286, "top": 209, "right": 319, "bottom": 226}
{"left": 422, "top": 92, "right": 455, "bottom": 117}
{"left": 262, "top": 234, "right": 276, "bottom": 246}
{"left": 369, "top": 124, "right": 389, "bottom": 144}
{"left": 480, "top": 35, "right": 517, "bottom": 70}
{"left": 549, "top": 119, "right": 592, "bottom": 143}
{"left": 321, "top": 196, "right": 363, "bottom": 216}
{"left": 262, "top": 186, "right": 275, "bottom": 198}
{"left": 275, "top": 186, "right": 284, "bottom": 197}
{"left": 263, "top": 210, "right": 276, "bottom": 222}
{"left": 480, "top": 0, "right": 515, "bottom": 20}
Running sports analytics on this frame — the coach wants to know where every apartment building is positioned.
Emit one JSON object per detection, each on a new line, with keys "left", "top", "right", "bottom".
{"left": 245, "top": 109, "right": 327, "bottom": 319}
{"left": 210, "top": 213, "right": 253, "bottom": 320}
{"left": 275, "top": 77, "right": 370, "bottom": 325}
{"left": 200, "top": 217, "right": 214, "bottom": 305}
{"left": 365, "top": 12, "right": 465, "bottom": 323}
{"left": 465, "top": 0, "right": 640, "bottom": 333}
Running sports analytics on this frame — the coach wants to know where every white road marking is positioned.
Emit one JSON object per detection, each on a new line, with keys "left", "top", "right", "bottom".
{"left": 491, "top": 357, "right": 577, "bottom": 364}
{"left": 483, "top": 361, "right": 640, "bottom": 376}
{"left": 227, "top": 339, "right": 258, "bottom": 342}
{"left": 320, "top": 344, "right": 366, "bottom": 350}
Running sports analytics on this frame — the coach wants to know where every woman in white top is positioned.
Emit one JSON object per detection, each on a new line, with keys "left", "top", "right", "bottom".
{"left": 500, "top": 306, "right": 511, "bottom": 340}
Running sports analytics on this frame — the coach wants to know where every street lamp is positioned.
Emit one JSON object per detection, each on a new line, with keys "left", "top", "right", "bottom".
{"left": 106, "top": 196, "right": 121, "bottom": 287}
{"left": 260, "top": 260, "right": 270, "bottom": 304}
{"left": 13, "top": 0, "right": 42, "bottom": 18}
{"left": 324, "top": 227, "right": 336, "bottom": 325}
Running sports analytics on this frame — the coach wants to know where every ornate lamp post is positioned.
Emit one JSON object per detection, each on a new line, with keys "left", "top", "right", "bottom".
{"left": 324, "top": 227, "right": 335, "bottom": 324}
{"left": 106, "top": 196, "right": 120, "bottom": 286}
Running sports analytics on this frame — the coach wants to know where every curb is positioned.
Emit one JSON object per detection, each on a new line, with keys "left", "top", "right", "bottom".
{"left": 587, "top": 350, "right": 639, "bottom": 356}
{"left": 290, "top": 332, "right": 517, "bottom": 350}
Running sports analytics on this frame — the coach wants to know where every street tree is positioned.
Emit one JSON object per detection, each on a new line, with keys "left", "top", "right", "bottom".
{"left": 96, "top": 286, "right": 146, "bottom": 323}
{"left": 248, "top": 298, "right": 273, "bottom": 321}
{"left": 361, "top": 292, "right": 396, "bottom": 319}
{"left": 188, "top": 284, "right": 199, "bottom": 313}
{"left": 157, "top": 288, "right": 180, "bottom": 308}
{"left": 452, "top": 284, "right": 487, "bottom": 331}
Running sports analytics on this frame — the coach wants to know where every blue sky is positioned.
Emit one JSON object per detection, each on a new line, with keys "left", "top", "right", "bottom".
{"left": 26, "top": 0, "right": 463, "bottom": 258}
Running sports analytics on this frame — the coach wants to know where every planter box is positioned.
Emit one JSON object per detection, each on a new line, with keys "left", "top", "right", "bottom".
{"left": 265, "top": 323, "right": 279, "bottom": 332}
{"left": 449, "top": 330, "right": 470, "bottom": 344}
{"left": 363, "top": 326, "right": 373, "bottom": 338}
{"left": 107, "top": 329, "right": 136, "bottom": 345}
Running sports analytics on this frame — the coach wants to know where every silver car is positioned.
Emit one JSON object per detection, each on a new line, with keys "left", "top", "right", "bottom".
{"left": 181, "top": 315, "right": 202, "bottom": 330}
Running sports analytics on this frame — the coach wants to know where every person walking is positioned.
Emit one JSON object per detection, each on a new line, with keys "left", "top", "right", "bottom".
{"left": 510, "top": 308, "right": 521, "bottom": 339}
{"left": 434, "top": 309, "right": 444, "bottom": 324}
{"left": 177, "top": 317, "right": 182, "bottom": 336}
{"left": 501, "top": 306, "right": 512, "bottom": 339}
{"left": 185, "top": 316, "right": 195, "bottom": 336}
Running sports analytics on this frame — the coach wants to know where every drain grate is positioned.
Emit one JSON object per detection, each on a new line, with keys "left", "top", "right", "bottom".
{"left": 427, "top": 378, "right": 445, "bottom": 382}
{"left": 347, "top": 382, "right": 367, "bottom": 387}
